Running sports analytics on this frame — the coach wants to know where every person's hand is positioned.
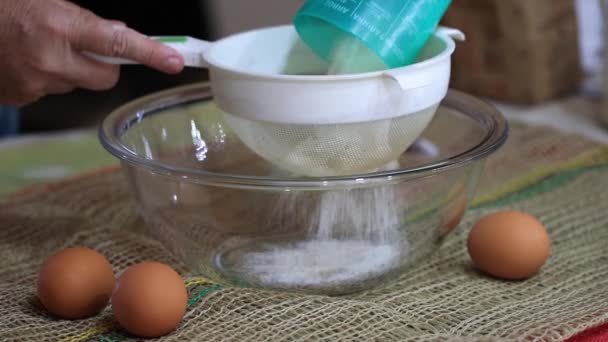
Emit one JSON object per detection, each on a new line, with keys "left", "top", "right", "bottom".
{"left": 0, "top": 0, "right": 186, "bottom": 106}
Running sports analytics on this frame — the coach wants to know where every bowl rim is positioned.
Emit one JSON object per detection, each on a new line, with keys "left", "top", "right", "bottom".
{"left": 99, "top": 82, "right": 508, "bottom": 189}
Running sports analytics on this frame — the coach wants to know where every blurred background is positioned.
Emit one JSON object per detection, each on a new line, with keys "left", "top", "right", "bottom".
{"left": 2, "top": 0, "right": 606, "bottom": 134}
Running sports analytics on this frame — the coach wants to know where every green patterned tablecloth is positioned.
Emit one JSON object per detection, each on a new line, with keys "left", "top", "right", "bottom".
{"left": 0, "top": 130, "right": 117, "bottom": 195}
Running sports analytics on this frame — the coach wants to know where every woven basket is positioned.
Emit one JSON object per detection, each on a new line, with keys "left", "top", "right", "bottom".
{"left": 441, "top": 0, "right": 583, "bottom": 104}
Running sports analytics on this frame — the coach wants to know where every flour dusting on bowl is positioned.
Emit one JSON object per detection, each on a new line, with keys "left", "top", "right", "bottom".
{"left": 240, "top": 240, "right": 400, "bottom": 286}
{"left": 229, "top": 186, "right": 406, "bottom": 289}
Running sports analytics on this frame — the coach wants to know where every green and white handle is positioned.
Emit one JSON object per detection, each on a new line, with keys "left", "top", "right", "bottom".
{"left": 85, "top": 36, "right": 211, "bottom": 68}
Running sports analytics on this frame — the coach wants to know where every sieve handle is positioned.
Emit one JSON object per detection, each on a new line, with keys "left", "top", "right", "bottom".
{"left": 435, "top": 26, "right": 466, "bottom": 41}
{"left": 83, "top": 36, "right": 211, "bottom": 68}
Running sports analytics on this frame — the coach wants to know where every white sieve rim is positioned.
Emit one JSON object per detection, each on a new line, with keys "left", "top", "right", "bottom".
{"left": 204, "top": 25, "right": 464, "bottom": 125}
{"left": 204, "top": 25, "right": 461, "bottom": 82}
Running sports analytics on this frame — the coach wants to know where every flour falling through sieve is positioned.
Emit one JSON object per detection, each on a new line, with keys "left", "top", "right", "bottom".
{"left": 238, "top": 167, "right": 407, "bottom": 288}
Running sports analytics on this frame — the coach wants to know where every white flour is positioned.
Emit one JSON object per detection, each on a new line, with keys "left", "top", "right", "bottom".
{"left": 327, "top": 36, "right": 387, "bottom": 74}
{"left": 315, "top": 186, "right": 401, "bottom": 243}
{"left": 239, "top": 183, "right": 406, "bottom": 288}
{"left": 242, "top": 240, "right": 399, "bottom": 286}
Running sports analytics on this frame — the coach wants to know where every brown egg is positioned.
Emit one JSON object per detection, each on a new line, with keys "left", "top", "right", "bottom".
{"left": 467, "top": 210, "right": 550, "bottom": 280}
{"left": 441, "top": 184, "right": 468, "bottom": 235}
{"left": 37, "top": 247, "right": 115, "bottom": 319}
{"left": 111, "top": 262, "right": 188, "bottom": 338}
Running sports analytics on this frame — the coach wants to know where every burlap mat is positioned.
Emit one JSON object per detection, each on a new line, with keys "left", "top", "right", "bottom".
{"left": 2, "top": 121, "right": 608, "bottom": 341}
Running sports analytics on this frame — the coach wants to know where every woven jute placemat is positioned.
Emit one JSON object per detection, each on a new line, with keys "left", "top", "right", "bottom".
{"left": 1, "top": 121, "right": 608, "bottom": 341}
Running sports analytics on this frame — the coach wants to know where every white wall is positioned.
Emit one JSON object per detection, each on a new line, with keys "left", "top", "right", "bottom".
{"left": 205, "top": 0, "right": 306, "bottom": 38}
{"left": 576, "top": 0, "right": 603, "bottom": 73}
{"left": 575, "top": 0, "right": 603, "bottom": 96}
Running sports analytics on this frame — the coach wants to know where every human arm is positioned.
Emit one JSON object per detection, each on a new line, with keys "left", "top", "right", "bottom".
{"left": 0, "top": 0, "right": 185, "bottom": 106}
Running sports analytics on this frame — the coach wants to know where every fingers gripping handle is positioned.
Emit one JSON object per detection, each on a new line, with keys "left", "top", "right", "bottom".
{"left": 85, "top": 36, "right": 211, "bottom": 68}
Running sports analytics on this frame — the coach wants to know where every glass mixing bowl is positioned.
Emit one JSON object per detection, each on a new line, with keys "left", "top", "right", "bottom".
{"left": 100, "top": 83, "right": 508, "bottom": 295}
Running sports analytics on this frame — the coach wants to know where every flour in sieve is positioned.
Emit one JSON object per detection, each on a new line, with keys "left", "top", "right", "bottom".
{"left": 327, "top": 35, "right": 387, "bottom": 74}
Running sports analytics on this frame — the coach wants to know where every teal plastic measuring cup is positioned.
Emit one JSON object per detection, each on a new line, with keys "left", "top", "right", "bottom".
{"left": 294, "top": 0, "right": 452, "bottom": 72}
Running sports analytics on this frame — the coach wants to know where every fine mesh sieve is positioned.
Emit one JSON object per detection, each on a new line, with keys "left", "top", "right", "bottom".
{"left": 88, "top": 25, "right": 464, "bottom": 177}
{"left": 223, "top": 105, "right": 438, "bottom": 177}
